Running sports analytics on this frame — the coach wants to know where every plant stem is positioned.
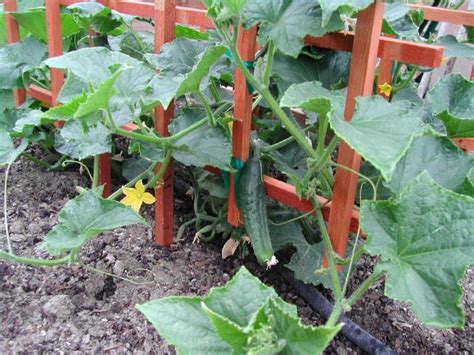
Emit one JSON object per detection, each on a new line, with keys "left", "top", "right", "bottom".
{"left": 261, "top": 126, "right": 312, "bottom": 153}
{"left": 115, "top": 128, "right": 163, "bottom": 144}
{"left": 0, "top": 250, "right": 70, "bottom": 266}
{"left": 311, "top": 197, "right": 343, "bottom": 300}
{"left": 62, "top": 160, "right": 94, "bottom": 183}
{"left": 228, "top": 42, "right": 317, "bottom": 160}
{"left": 195, "top": 91, "right": 216, "bottom": 127}
{"left": 262, "top": 39, "right": 275, "bottom": 87}
{"left": 146, "top": 148, "right": 173, "bottom": 189}
{"left": 347, "top": 271, "right": 383, "bottom": 307}
{"left": 3, "top": 164, "right": 13, "bottom": 254}
{"left": 21, "top": 152, "right": 52, "bottom": 169}
{"left": 115, "top": 103, "right": 232, "bottom": 145}
{"left": 92, "top": 155, "right": 100, "bottom": 188}
{"left": 108, "top": 162, "right": 159, "bottom": 200}
{"left": 316, "top": 114, "right": 329, "bottom": 157}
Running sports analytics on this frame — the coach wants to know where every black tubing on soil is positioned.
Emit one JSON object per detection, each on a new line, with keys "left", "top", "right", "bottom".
{"left": 279, "top": 269, "right": 398, "bottom": 355}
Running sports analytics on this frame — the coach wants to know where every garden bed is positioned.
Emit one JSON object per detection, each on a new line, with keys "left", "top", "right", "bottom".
{"left": 1, "top": 152, "right": 472, "bottom": 354}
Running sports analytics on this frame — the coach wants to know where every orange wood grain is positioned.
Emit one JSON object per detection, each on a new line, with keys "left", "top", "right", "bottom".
{"left": 305, "top": 33, "right": 443, "bottom": 68}
{"left": 45, "top": 0, "right": 64, "bottom": 107}
{"left": 227, "top": 26, "right": 257, "bottom": 227}
{"left": 326, "top": 1, "right": 385, "bottom": 267}
{"left": 153, "top": 0, "right": 176, "bottom": 247}
{"left": 409, "top": 4, "right": 474, "bottom": 26}
{"left": 27, "top": 85, "right": 54, "bottom": 106}
{"left": 4, "top": 0, "right": 26, "bottom": 107}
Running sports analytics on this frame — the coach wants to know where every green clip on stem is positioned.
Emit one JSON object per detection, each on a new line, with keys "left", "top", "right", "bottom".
{"left": 225, "top": 48, "right": 255, "bottom": 94}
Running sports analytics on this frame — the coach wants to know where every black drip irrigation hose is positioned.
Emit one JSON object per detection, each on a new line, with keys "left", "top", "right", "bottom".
{"left": 279, "top": 269, "right": 398, "bottom": 355}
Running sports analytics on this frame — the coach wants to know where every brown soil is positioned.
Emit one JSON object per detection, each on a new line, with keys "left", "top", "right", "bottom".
{"left": 1, "top": 150, "right": 472, "bottom": 354}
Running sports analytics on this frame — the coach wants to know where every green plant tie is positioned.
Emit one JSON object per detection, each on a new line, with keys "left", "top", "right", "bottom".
{"left": 222, "top": 157, "right": 246, "bottom": 208}
{"left": 225, "top": 48, "right": 255, "bottom": 94}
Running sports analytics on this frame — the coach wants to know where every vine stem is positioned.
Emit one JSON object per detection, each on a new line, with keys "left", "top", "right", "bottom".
{"left": 21, "top": 152, "right": 53, "bottom": 169}
{"left": 195, "top": 91, "right": 216, "bottom": 127}
{"left": 3, "top": 164, "right": 13, "bottom": 254}
{"left": 92, "top": 155, "right": 100, "bottom": 188}
{"left": 311, "top": 197, "right": 343, "bottom": 300}
{"left": 347, "top": 271, "right": 383, "bottom": 307}
{"left": 108, "top": 161, "right": 159, "bottom": 200}
{"left": 146, "top": 148, "right": 173, "bottom": 189}
{"left": 262, "top": 39, "right": 275, "bottom": 87}
{"left": 0, "top": 250, "right": 70, "bottom": 266}
{"left": 114, "top": 103, "right": 232, "bottom": 145}
{"left": 226, "top": 38, "right": 317, "bottom": 160}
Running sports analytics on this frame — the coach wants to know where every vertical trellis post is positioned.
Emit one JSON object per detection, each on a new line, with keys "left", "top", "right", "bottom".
{"left": 153, "top": 0, "right": 176, "bottom": 246}
{"left": 45, "top": 0, "right": 64, "bottom": 107}
{"left": 227, "top": 26, "right": 258, "bottom": 226}
{"left": 325, "top": 1, "right": 385, "bottom": 266}
{"left": 4, "top": 0, "right": 26, "bottom": 107}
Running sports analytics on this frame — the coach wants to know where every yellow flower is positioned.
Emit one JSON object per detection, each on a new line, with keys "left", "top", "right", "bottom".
{"left": 120, "top": 180, "right": 156, "bottom": 212}
{"left": 378, "top": 82, "right": 392, "bottom": 97}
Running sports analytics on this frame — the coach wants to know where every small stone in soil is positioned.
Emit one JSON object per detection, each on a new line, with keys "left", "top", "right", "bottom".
{"left": 43, "top": 294, "right": 75, "bottom": 319}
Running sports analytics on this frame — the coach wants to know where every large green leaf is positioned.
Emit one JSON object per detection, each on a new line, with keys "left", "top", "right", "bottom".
{"left": 361, "top": 173, "right": 474, "bottom": 328}
{"left": 330, "top": 96, "right": 425, "bottom": 180}
{"left": 136, "top": 267, "right": 294, "bottom": 354}
{"left": 144, "top": 41, "right": 227, "bottom": 109}
{"left": 55, "top": 121, "right": 111, "bottom": 160}
{"left": 382, "top": 2, "right": 418, "bottom": 39}
{"left": 264, "top": 141, "right": 308, "bottom": 187}
{"left": 42, "top": 94, "right": 87, "bottom": 123}
{"left": 0, "top": 37, "right": 47, "bottom": 89}
{"left": 272, "top": 52, "right": 351, "bottom": 95}
{"left": 57, "top": 72, "right": 89, "bottom": 103}
{"left": 137, "top": 267, "right": 339, "bottom": 354}
{"left": 12, "top": 10, "right": 80, "bottom": 42}
{"left": 436, "top": 35, "right": 474, "bottom": 60}
{"left": 0, "top": 90, "right": 14, "bottom": 111}
{"left": 426, "top": 73, "right": 474, "bottom": 138}
{"left": 204, "top": 267, "right": 297, "bottom": 328}
{"left": 44, "top": 47, "right": 140, "bottom": 85}
{"left": 138, "top": 297, "right": 232, "bottom": 354}
{"left": 42, "top": 188, "right": 147, "bottom": 255}
{"left": 280, "top": 80, "right": 341, "bottom": 116}
{"left": 74, "top": 68, "right": 124, "bottom": 119}
{"left": 253, "top": 298, "right": 343, "bottom": 355}
{"left": 0, "top": 132, "right": 28, "bottom": 166}
{"left": 387, "top": 135, "right": 474, "bottom": 196}
{"left": 169, "top": 108, "right": 233, "bottom": 171}
{"left": 318, "top": 0, "right": 373, "bottom": 27}
{"left": 110, "top": 30, "right": 154, "bottom": 61}
{"left": 242, "top": 0, "right": 343, "bottom": 57}
{"left": 67, "top": 2, "right": 132, "bottom": 33}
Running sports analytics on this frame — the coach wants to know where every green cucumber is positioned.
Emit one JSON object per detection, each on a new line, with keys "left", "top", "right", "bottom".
{"left": 239, "top": 151, "right": 276, "bottom": 267}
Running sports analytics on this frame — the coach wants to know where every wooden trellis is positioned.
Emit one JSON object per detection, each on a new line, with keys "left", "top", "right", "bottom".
{"left": 4, "top": 0, "right": 473, "bottom": 262}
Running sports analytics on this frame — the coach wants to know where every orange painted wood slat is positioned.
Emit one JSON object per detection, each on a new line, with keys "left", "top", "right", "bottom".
{"left": 409, "top": 4, "right": 474, "bottom": 26}
{"left": 453, "top": 138, "right": 474, "bottom": 152}
{"left": 153, "top": 0, "right": 175, "bottom": 247}
{"left": 27, "top": 85, "right": 54, "bottom": 106}
{"left": 98, "top": 153, "right": 112, "bottom": 196}
{"left": 306, "top": 33, "right": 443, "bottom": 68}
{"left": 227, "top": 26, "right": 257, "bottom": 226}
{"left": 263, "top": 176, "right": 360, "bottom": 234}
{"left": 326, "top": 1, "right": 385, "bottom": 266}
{"left": 4, "top": 0, "right": 27, "bottom": 107}
{"left": 45, "top": 0, "right": 64, "bottom": 107}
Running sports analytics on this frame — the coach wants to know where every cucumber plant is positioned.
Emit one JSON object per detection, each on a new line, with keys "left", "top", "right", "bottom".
{"left": 1, "top": 0, "right": 474, "bottom": 353}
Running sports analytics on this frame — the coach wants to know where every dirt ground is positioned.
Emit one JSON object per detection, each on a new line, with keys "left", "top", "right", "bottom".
{"left": 1, "top": 149, "right": 473, "bottom": 354}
